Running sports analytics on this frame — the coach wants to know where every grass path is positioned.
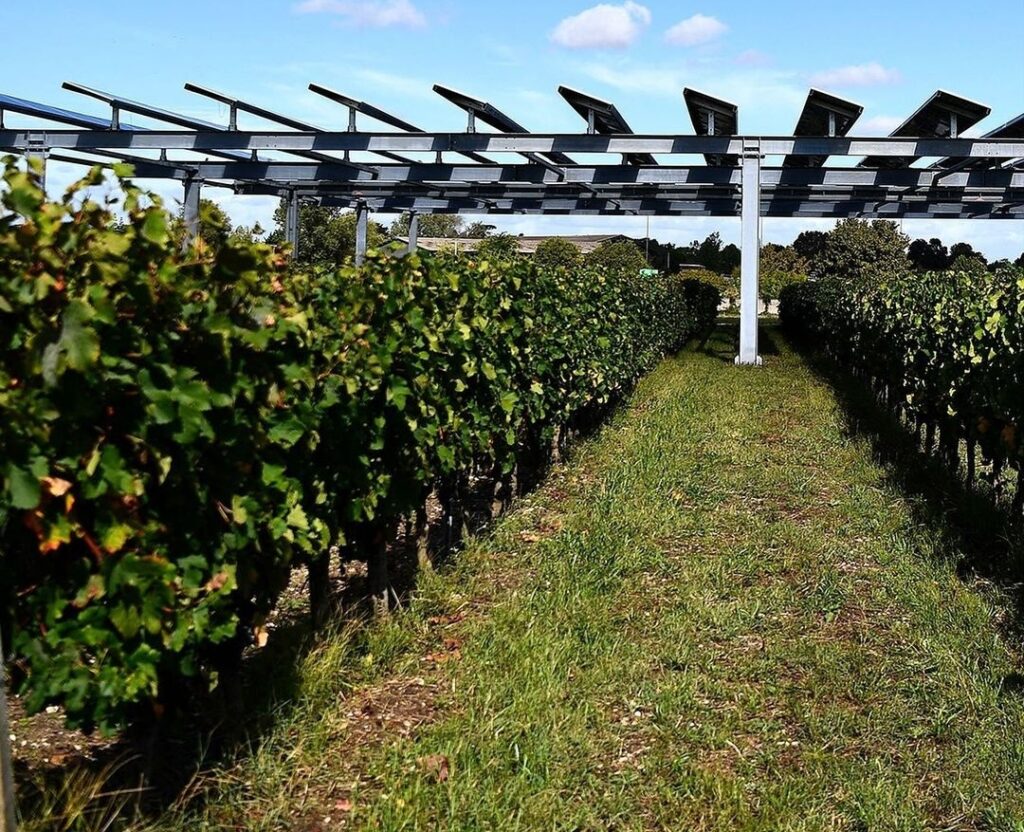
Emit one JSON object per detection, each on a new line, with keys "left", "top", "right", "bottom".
{"left": 166, "top": 324, "right": 1024, "bottom": 831}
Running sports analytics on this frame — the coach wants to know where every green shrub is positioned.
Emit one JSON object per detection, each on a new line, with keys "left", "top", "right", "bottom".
{"left": 534, "top": 237, "right": 583, "bottom": 271}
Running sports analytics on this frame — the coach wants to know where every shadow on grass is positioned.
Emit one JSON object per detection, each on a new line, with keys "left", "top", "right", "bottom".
{"left": 786, "top": 329, "right": 1024, "bottom": 652}
{"left": 697, "top": 319, "right": 779, "bottom": 363}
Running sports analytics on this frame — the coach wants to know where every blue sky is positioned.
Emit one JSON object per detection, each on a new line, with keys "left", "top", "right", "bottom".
{"left": 3, "top": 0, "right": 1023, "bottom": 256}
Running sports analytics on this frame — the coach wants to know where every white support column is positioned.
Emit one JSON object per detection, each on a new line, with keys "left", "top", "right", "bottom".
{"left": 181, "top": 177, "right": 201, "bottom": 253}
{"left": 736, "top": 141, "right": 763, "bottom": 366}
{"left": 284, "top": 192, "right": 300, "bottom": 258}
{"left": 0, "top": 630, "right": 17, "bottom": 832}
{"left": 407, "top": 211, "right": 419, "bottom": 254}
{"left": 355, "top": 203, "right": 368, "bottom": 265}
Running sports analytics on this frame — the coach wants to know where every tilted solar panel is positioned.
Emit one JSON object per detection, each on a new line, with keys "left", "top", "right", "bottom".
{"left": 783, "top": 89, "right": 863, "bottom": 168}
{"left": 683, "top": 88, "right": 738, "bottom": 166}
{"left": 933, "top": 111, "right": 1024, "bottom": 172}
{"left": 859, "top": 90, "right": 990, "bottom": 168}
{"left": 433, "top": 84, "right": 574, "bottom": 167}
{"left": 557, "top": 86, "right": 656, "bottom": 166}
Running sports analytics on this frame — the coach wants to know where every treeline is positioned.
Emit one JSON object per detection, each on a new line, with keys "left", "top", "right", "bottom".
{"left": 0, "top": 160, "right": 720, "bottom": 732}
{"left": 780, "top": 258, "right": 1023, "bottom": 521}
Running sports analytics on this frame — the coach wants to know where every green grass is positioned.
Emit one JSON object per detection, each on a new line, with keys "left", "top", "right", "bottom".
{"left": 141, "top": 322, "right": 1024, "bottom": 830}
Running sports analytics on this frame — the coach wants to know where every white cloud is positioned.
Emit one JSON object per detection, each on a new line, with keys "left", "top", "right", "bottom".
{"left": 809, "top": 62, "right": 901, "bottom": 88}
{"left": 295, "top": 0, "right": 426, "bottom": 28}
{"left": 735, "top": 49, "right": 770, "bottom": 67}
{"left": 664, "top": 14, "right": 727, "bottom": 47}
{"left": 550, "top": 2, "right": 651, "bottom": 49}
{"left": 576, "top": 61, "right": 806, "bottom": 120}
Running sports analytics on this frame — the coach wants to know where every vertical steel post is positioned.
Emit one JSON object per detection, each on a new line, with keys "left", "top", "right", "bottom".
{"left": 26, "top": 148, "right": 46, "bottom": 195}
{"left": 355, "top": 203, "right": 368, "bottom": 266}
{"left": 285, "top": 192, "right": 300, "bottom": 258}
{"left": 181, "top": 177, "right": 201, "bottom": 253}
{"left": 407, "top": 211, "right": 419, "bottom": 254}
{"left": 736, "top": 141, "right": 762, "bottom": 366}
{"left": 0, "top": 629, "right": 17, "bottom": 832}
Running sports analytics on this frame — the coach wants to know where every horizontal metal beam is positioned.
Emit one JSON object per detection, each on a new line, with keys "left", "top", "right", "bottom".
{"left": 3, "top": 131, "right": 1022, "bottom": 158}
{"left": 301, "top": 194, "right": 1022, "bottom": 218}
{"left": 76, "top": 159, "right": 1023, "bottom": 188}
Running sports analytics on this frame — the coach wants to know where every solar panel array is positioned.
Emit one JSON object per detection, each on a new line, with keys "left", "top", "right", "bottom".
{"left": 0, "top": 80, "right": 1021, "bottom": 219}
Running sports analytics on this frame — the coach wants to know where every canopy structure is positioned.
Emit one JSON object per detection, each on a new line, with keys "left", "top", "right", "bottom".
{"left": 1, "top": 81, "right": 1021, "bottom": 364}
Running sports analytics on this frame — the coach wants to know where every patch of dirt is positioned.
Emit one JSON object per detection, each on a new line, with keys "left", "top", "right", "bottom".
{"left": 7, "top": 696, "right": 118, "bottom": 771}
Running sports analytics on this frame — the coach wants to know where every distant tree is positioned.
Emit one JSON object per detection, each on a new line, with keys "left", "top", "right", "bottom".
{"left": 170, "top": 198, "right": 232, "bottom": 254}
{"left": 269, "top": 201, "right": 385, "bottom": 266}
{"left": 475, "top": 233, "right": 520, "bottom": 261}
{"left": 1015, "top": 252, "right": 1024, "bottom": 268}
{"left": 588, "top": 239, "right": 647, "bottom": 274}
{"left": 907, "top": 237, "right": 950, "bottom": 271}
{"left": 719, "top": 243, "right": 741, "bottom": 275}
{"left": 388, "top": 213, "right": 466, "bottom": 238}
{"left": 534, "top": 237, "right": 583, "bottom": 271}
{"left": 987, "top": 258, "right": 1013, "bottom": 273}
{"left": 949, "top": 241, "right": 988, "bottom": 268}
{"left": 674, "top": 232, "right": 738, "bottom": 274}
{"left": 228, "top": 222, "right": 266, "bottom": 245}
{"left": 759, "top": 245, "right": 809, "bottom": 304}
{"left": 817, "top": 219, "right": 910, "bottom": 282}
{"left": 792, "top": 230, "right": 828, "bottom": 270}
{"left": 687, "top": 268, "right": 736, "bottom": 309}
{"left": 464, "top": 221, "right": 496, "bottom": 238}
{"left": 950, "top": 253, "right": 989, "bottom": 275}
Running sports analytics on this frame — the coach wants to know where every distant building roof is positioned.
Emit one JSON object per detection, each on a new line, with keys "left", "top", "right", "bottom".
{"left": 391, "top": 233, "right": 630, "bottom": 255}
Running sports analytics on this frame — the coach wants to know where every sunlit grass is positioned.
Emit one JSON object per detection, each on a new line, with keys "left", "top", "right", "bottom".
{"left": 56, "top": 322, "right": 1024, "bottom": 830}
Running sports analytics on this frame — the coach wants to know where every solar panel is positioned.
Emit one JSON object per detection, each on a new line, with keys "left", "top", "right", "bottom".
{"left": 783, "top": 89, "right": 863, "bottom": 168}
{"left": 0, "top": 92, "right": 144, "bottom": 130}
{"left": 62, "top": 81, "right": 253, "bottom": 163}
{"left": 859, "top": 90, "right": 991, "bottom": 168}
{"left": 683, "top": 88, "right": 738, "bottom": 166}
{"left": 933, "top": 111, "right": 1024, "bottom": 172}
{"left": 307, "top": 83, "right": 489, "bottom": 165}
{"left": 557, "top": 86, "right": 656, "bottom": 166}
{"left": 433, "top": 84, "right": 574, "bottom": 167}
{"left": 182, "top": 83, "right": 383, "bottom": 171}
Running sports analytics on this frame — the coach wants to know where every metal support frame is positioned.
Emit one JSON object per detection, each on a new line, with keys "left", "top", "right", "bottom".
{"left": 407, "top": 211, "right": 419, "bottom": 254}
{"left": 355, "top": 202, "right": 369, "bottom": 265}
{"left": 181, "top": 177, "right": 201, "bottom": 253}
{"left": 737, "top": 143, "right": 763, "bottom": 366}
{"left": 1, "top": 629, "right": 17, "bottom": 832}
{"left": 284, "top": 191, "right": 300, "bottom": 257}
{"left": 25, "top": 147, "right": 46, "bottom": 194}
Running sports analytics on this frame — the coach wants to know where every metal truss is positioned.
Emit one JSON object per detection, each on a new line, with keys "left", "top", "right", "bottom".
{"left": 1, "top": 82, "right": 1022, "bottom": 364}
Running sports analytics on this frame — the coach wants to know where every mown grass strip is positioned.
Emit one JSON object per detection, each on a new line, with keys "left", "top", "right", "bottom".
{"left": 153, "top": 323, "right": 1024, "bottom": 831}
